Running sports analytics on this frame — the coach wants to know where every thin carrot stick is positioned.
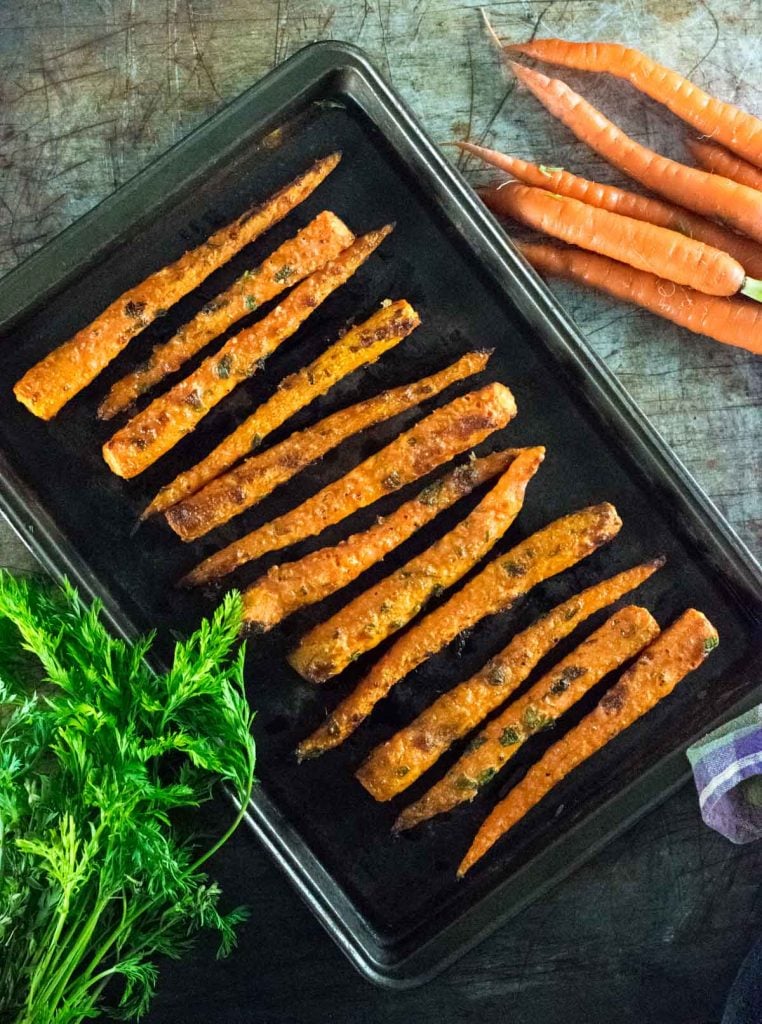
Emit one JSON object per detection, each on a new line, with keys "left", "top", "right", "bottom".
{"left": 521, "top": 241, "right": 762, "bottom": 355}
{"left": 13, "top": 153, "right": 341, "bottom": 420}
{"left": 181, "top": 382, "right": 517, "bottom": 587}
{"left": 687, "top": 138, "right": 762, "bottom": 192}
{"left": 477, "top": 182, "right": 760, "bottom": 299}
{"left": 98, "top": 211, "right": 355, "bottom": 420}
{"left": 153, "top": 298, "right": 420, "bottom": 529}
{"left": 155, "top": 352, "right": 491, "bottom": 530}
{"left": 504, "top": 39, "right": 762, "bottom": 169}
{"left": 457, "top": 142, "right": 762, "bottom": 279}
{"left": 241, "top": 448, "right": 516, "bottom": 632}
{"left": 509, "top": 63, "right": 762, "bottom": 243}
{"left": 289, "top": 446, "right": 544, "bottom": 683}
{"left": 296, "top": 502, "right": 622, "bottom": 759}
{"left": 102, "top": 226, "right": 392, "bottom": 479}
{"left": 390, "top": 606, "right": 659, "bottom": 828}
{"left": 458, "top": 608, "right": 719, "bottom": 876}
{"left": 356, "top": 557, "right": 664, "bottom": 804}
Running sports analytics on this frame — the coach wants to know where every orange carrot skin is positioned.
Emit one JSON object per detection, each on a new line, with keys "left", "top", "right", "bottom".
{"left": 510, "top": 63, "right": 762, "bottom": 244}
{"left": 687, "top": 138, "right": 762, "bottom": 192}
{"left": 98, "top": 211, "right": 355, "bottom": 420}
{"left": 458, "top": 608, "right": 718, "bottom": 876}
{"left": 506, "top": 40, "right": 762, "bottom": 169}
{"left": 459, "top": 142, "right": 762, "bottom": 279}
{"left": 13, "top": 153, "right": 341, "bottom": 421}
{"left": 357, "top": 557, "right": 664, "bottom": 804}
{"left": 521, "top": 242, "right": 762, "bottom": 355}
{"left": 242, "top": 448, "right": 516, "bottom": 632}
{"left": 102, "top": 226, "right": 392, "bottom": 479}
{"left": 153, "top": 352, "right": 491, "bottom": 527}
{"left": 390, "top": 605, "right": 659, "bottom": 828}
{"left": 289, "top": 446, "right": 545, "bottom": 683}
{"left": 484, "top": 182, "right": 746, "bottom": 296}
{"left": 296, "top": 502, "right": 622, "bottom": 760}
{"left": 158, "top": 299, "right": 420, "bottom": 534}
{"left": 181, "top": 381, "right": 517, "bottom": 587}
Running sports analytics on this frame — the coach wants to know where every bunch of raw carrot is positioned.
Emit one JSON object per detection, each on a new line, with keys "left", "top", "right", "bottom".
{"left": 459, "top": 28, "right": 762, "bottom": 355}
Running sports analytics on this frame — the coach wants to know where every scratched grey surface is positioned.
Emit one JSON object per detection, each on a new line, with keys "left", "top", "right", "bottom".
{"left": 0, "top": 2, "right": 760, "bottom": 1023}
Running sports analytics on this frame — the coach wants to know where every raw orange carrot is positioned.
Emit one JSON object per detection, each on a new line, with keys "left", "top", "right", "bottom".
{"left": 241, "top": 448, "right": 515, "bottom": 632}
{"left": 458, "top": 608, "right": 718, "bottom": 876}
{"left": 477, "top": 182, "right": 761, "bottom": 299}
{"left": 687, "top": 138, "right": 762, "bottom": 192}
{"left": 98, "top": 211, "right": 355, "bottom": 420}
{"left": 13, "top": 153, "right": 341, "bottom": 420}
{"left": 155, "top": 299, "right": 420, "bottom": 530}
{"left": 156, "top": 352, "right": 490, "bottom": 530}
{"left": 458, "top": 142, "right": 762, "bottom": 279}
{"left": 102, "top": 226, "right": 392, "bottom": 479}
{"left": 504, "top": 39, "right": 762, "bottom": 169}
{"left": 297, "top": 502, "right": 622, "bottom": 759}
{"left": 390, "top": 606, "right": 659, "bottom": 827}
{"left": 289, "top": 446, "right": 545, "bottom": 683}
{"left": 521, "top": 241, "right": 762, "bottom": 355}
{"left": 356, "top": 557, "right": 664, "bottom": 804}
{"left": 509, "top": 63, "right": 762, "bottom": 243}
{"left": 181, "top": 382, "right": 517, "bottom": 587}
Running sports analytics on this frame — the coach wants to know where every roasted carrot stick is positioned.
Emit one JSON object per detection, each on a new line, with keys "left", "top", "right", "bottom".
{"left": 241, "top": 448, "right": 515, "bottom": 632}
{"left": 458, "top": 608, "right": 718, "bottom": 876}
{"left": 13, "top": 153, "right": 341, "bottom": 420}
{"left": 504, "top": 39, "right": 762, "bottom": 169}
{"left": 102, "top": 227, "right": 393, "bottom": 479}
{"left": 521, "top": 241, "right": 762, "bottom": 355}
{"left": 181, "top": 382, "right": 517, "bottom": 587}
{"left": 687, "top": 138, "right": 762, "bottom": 192}
{"left": 289, "top": 446, "right": 545, "bottom": 683}
{"left": 391, "top": 605, "right": 659, "bottom": 828}
{"left": 296, "top": 502, "right": 622, "bottom": 759}
{"left": 155, "top": 299, "right": 420, "bottom": 530}
{"left": 458, "top": 143, "right": 762, "bottom": 279}
{"left": 477, "top": 182, "right": 761, "bottom": 299}
{"left": 158, "top": 352, "right": 491, "bottom": 530}
{"left": 98, "top": 211, "right": 356, "bottom": 420}
{"left": 356, "top": 557, "right": 664, "bottom": 803}
{"left": 509, "top": 63, "right": 762, "bottom": 244}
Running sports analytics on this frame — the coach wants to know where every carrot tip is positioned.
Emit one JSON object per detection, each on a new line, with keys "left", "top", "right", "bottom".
{"left": 740, "top": 277, "right": 762, "bottom": 303}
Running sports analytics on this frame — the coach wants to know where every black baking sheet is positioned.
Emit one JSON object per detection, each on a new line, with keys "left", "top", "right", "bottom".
{"left": 0, "top": 42, "right": 759, "bottom": 986}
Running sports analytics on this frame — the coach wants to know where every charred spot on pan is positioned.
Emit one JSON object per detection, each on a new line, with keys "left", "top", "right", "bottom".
{"left": 549, "top": 665, "right": 587, "bottom": 694}
{"left": 499, "top": 726, "right": 521, "bottom": 746}
{"left": 214, "top": 354, "right": 233, "bottom": 379}
{"left": 601, "top": 685, "right": 626, "bottom": 713}
{"left": 383, "top": 470, "right": 403, "bottom": 490}
{"left": 273, "top": 264, "right": 295, "bottom": 284}
{"left": 502, "top": 559, "right": 526, "bottom": 577}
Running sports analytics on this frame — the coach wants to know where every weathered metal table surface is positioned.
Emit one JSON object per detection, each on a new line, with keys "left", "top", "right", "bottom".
{"left": 0, "top": 2, "right": 760, "bottom": 1022}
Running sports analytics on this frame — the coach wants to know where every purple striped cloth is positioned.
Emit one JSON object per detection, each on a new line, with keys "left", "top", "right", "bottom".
{"left": 687, "top": 704, "right": 762, "bottom": 844}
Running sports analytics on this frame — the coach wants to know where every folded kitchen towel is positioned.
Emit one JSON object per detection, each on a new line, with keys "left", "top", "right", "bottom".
{"left": 687, "top": 704, "right": 762, "bottom": 844}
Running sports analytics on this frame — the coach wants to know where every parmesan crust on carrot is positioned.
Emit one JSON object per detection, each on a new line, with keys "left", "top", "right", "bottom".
{"left": 155, "top": 351, "right": 491, "bottom": 529}
{"left": 242, "top": 448, "right": 517, "bottom": 632}
{"left": 356, "top": 557, "right": 664, "bottom": 804}
{"left": 14, "top": 153, "right": 341, "bottom": 420}
{"left": 158, "top": 298, "right": 420, "bottom": 532}
{"left": 296, "top": 502, "right": 623, "bottom": 760}
{"left": 289, "top": 446, "right": 545, "bottom": 683}
{"left": 103, "top": 226, "right": 393, "bottom": 479}
{"left": 181, "top": 381, "right": 517, "bottom": 587}
{"left": 458, "top": 608, "right": 718, "bottom": 876}
{"left": 98, "top": 210, "right": 355, "bottom": 420}
{"left": 390, "top": 605, "right": 659, "bottom": 828}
